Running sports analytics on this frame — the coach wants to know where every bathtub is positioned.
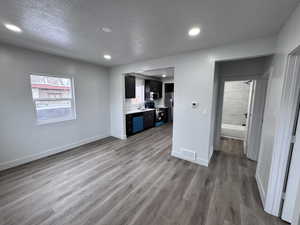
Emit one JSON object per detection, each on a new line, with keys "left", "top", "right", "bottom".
{"left": 221, "top": 123, "right": 246, "bottom": 140}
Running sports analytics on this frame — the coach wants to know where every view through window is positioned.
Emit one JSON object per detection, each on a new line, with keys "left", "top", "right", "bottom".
{"left": 30, "top": 75, "right": 76, "bottom": 124}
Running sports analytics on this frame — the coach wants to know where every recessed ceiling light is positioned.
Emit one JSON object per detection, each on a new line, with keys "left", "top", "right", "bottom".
{"left": 162, "top": 74, "right": 167, "bottom": 78}
{"left": 4, "top": 23, "right": 22, "bottom": 33}
{"left": 188, "top": 27, "right": 200, "bottom": 37}
{"left": 104, "top": 54, "right": 112, "bottom": 60}
{"left": 102, "top": 27, "right": 112, "bottom": 33}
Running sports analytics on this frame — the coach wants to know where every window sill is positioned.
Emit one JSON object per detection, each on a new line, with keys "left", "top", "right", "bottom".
{"left": 36, "top": 116, "right": 76, "bottom": 126}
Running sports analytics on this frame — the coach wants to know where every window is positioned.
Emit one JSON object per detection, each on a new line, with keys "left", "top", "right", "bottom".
{"left": 30, "top": 75, "right": 76, "bottom": 124}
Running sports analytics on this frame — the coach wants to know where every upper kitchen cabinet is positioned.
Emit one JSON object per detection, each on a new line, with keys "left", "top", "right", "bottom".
{"left": 125, "top": 75, "right": 136, "bottom": 98}
{"left": 145, "top": 79, "right": 162, "bottom": 99}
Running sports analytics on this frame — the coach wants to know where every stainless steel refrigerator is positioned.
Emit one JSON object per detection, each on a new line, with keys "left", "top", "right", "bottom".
{"left": 164, "top": 83, "right": 174, "bottom": 122}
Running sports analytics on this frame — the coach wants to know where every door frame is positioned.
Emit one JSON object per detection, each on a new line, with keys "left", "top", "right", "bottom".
{"left": 293, "top": 182, "right": 300, "bottom": 225}
{"left": 244, "top": 81, "right": 254, "bottom": 155}
{"left": 214, "top": 75, "right": 269, "bottom": 158}
{"left": 282, "top": 87, "right": 300, "bottom": 222}
{"left": 264, "top": 46, "right": 300, "bottom": 220}
{"left": 214, "top": 74, "right": 268, "bottom": 154}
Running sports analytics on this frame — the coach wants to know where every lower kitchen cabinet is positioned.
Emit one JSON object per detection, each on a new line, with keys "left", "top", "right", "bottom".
{"left": 126, "top": 114, "right": 133, "bottom": 136}
{"left": 126, "top": 110, "right": 155, "bottom": 137}
{"left": 143, "top": 110, "right": 155, "bottom": 129}
{"left": 132, "top": 116, "right": 144, "bottom": 133}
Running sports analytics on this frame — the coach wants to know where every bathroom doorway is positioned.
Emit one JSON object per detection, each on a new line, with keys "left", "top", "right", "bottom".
{"left": 212, "top": 56, "right": 271, "bottom": 161}
{"left": 215, "top": 77, "right": 268, "bottom": 160}
{"left": 220, "top": 80, "right": 252, "bottom": 155}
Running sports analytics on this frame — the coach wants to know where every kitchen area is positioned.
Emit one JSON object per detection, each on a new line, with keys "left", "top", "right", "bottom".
{"left": 124, "top": 67, "right": 174, "bottom": 137}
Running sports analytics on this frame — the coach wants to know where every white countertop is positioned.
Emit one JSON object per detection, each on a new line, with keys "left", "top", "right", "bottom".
{"left": 125, "top": 108, "right": 156, "bottom": 115}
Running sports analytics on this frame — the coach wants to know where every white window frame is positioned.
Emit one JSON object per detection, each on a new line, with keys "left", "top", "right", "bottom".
{"left": 30, "top": 74, "right": 77, "bottom": 125}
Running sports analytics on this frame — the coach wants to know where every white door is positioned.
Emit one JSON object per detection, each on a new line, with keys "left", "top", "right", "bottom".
{"left": 246, "top": 79, "right": 268, "bottom": 161}
{"left": 293, "top": 182, "right": 300, "bottom": 225}
{"left": 282, "top": 92, "right": 300, "bottom": 222}
{"left": 244, "top": 81, "right": 254, "bottom": 155}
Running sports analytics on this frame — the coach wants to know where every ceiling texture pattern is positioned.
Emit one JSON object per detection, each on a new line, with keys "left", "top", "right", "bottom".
{"left": 0, "top": 0, "right": 298, "bottom": 66}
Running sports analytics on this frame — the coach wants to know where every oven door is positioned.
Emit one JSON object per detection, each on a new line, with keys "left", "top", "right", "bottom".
{"left": 155, "top": 110, "right": 164, "bottom": 122}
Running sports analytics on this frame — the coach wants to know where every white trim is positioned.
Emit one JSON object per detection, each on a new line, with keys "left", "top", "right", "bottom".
{"left": 292, "top": 179, "right": 300, "bottom": 225}
{"left": 244, "top": 81, "right": 254, "bottom": 155}
{"left": 0, "top": 133, "right": 109, "bottom": 171}
{"left": 171, "top": 151, "right": 209, "bottom": 167}
{"left": 121, "top": 135, "right": 127, "bottom": 140}
{"left": 265, "top": 54, "right": 300, "bottom": 216}
{"left": 37, "top": 116, "right": 76, "bottom": 125}
{"left": 220, "top": 73, "right": 266, "bottom": 81}
{"left": 221, "top": 135, "right": 244, "bottom": 141}
{"left": 209, "top": 145, "right": 214, "bottom": 160}
{"left": 256, "top": 173, "right": 266, "bottom": 207}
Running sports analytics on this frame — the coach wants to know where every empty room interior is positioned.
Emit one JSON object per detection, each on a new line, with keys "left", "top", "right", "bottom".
{"left": 1, "top": 0, "right": 300, "bottom": 225}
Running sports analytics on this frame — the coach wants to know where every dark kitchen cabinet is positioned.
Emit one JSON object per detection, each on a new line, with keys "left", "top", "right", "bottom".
{"left": 145, "top": 80, "right": 162, "bottom": 99}
{"left": 126, "top": 114, "right": 133, "bottom": 136}
{"left": 126, "top": 112, "right": 144, "bottom": 136}
{"left": 145, "top": 80, "right": 151, "bottom": 99}
{"left": 125, "top": 75, "right": 136, "bottom": 98}
{"left": 126, "top": 110, "right": 156, "bottom": 137}
{"left": 143, "top": 110, "right": 155, "bottom": 129}
{"left": 165, "top": 83, "right": 174, "bottom": 93}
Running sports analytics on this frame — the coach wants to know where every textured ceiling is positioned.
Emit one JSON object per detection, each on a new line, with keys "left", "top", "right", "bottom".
{"left": 0, "top": 0, "right": 298, "bottom": 66}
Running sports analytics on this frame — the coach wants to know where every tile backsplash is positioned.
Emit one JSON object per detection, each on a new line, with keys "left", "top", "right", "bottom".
{"left": 124, "top": 99, "right": 144, "bottom": 112}
{"left": 124, "top": 99, "right": 162, "bottom": 112}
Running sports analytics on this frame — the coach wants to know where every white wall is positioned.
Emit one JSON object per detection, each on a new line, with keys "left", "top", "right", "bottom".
{"left": 256, "top": 2, "right": 300, "bottom": 207}
{"left": 109, "top": 36, "right": 276, "bottom": 166}
{"left": 222, "top": 81, "right": 250, "bottom": 125}
{"left": 218, "top": 56, "right": 271, "bottom": 77}
{"left": 0, "top": 43, "right": 110, "bottom": 170}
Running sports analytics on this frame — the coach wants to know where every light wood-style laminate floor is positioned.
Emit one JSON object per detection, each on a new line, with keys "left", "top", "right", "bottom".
{"left": 219, "top": 137, "right": 245, "bottom": 156}
{"left": 0, "top": 124, "right": 287, "bottom": 225}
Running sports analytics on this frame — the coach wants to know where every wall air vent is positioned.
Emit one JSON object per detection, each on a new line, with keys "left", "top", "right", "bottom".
{"left": 181, "top": 148, "right": 196, "bottom": 161}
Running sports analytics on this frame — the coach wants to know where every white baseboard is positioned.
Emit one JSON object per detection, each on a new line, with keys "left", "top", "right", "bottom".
{"left": 221, "top": 135, "right": 244, "bottom": 141}
{"left": 171, "top": 151, "right": 209, "bottom": 167}
{"left": 256, "top": 173, "right": 266, "bottom": 207}
{"left": 0, "top": 133, "right": 109, "bottom": 171}
{"left": 209, "top": 146, "right": 214, "bottom": 160}
{"left": 110, "top": 132, "right": 127, "bottom": 140}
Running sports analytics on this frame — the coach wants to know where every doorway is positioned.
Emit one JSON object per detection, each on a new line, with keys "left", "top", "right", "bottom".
{"left": 216, "top": 78, "right": 267, "bottom": 161}
{"left": 212, "top": 56, "right": 271, "bottom": 162}
{"left": 219, "top": 80, "right": 252, "bottom": 154}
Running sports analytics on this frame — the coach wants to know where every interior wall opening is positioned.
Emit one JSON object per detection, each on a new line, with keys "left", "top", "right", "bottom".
{"left": 212, "top": 56, "right": 271, "bottom": 161}
{"left": 124, "top": 67, "right": 175, "bottom": 139}
{"left": 220, "top": 80, "right": 253, "bottom": 155}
